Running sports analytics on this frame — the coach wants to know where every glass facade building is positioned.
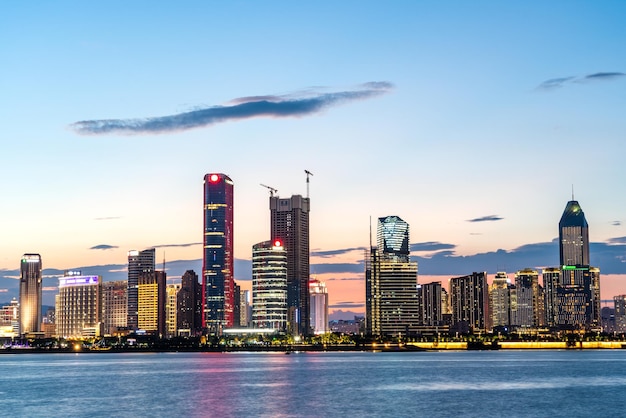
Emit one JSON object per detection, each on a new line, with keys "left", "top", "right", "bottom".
{"left": 127, "top": 248, "right": 155, "bottom": 330}
{"left": 203, "top": 173, "right": 235, "bottom": 333}
{"left": 252, "top": 240, "right": 287, "bottom": 330}
{"left": 19, "top": 254, "right": 42, "bottom": 336}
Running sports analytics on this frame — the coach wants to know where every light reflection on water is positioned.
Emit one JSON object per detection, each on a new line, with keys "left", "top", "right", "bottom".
{"left": 1, "top": 350, "right": 626, "bottom": 417}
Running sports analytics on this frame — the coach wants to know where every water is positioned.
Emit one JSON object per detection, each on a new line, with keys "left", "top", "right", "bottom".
{"left": 1, "top": 350, "right": 625, "bottom": 417}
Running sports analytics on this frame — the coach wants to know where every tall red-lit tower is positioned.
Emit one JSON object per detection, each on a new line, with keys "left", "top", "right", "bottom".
{"left": 203, "top": 173, "right": 234, "bottom": 333}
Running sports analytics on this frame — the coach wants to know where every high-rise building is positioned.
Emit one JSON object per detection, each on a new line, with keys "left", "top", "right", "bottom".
{"left": 614, "top": 295, "right": 626, "bottom": 333}
{"left": 489, "top": 272, "right": 511, "bottom": 330}
{"left": 449, "top": 272, "right": 489, "bottom": 333}
{"left": 233, "top": 283, "right": 241, "bottom": 327}
{"left": 512, "top": 269, "right": 541, "bottom": 329}
{"left": 365, "top": 216, "right": 419, "bottom": 337}
{"left": 19, "top": 254, "right": 42, "bottom": 336}
{"left": 203, "top": 173, "right": 235, "bottom": 333}
{"left": 270, "top": 194, "right": 310, "bottom": 335}
{"left": 102, "top": 280, "right": 127, "bottom": 336}
{"left": 418, "top": 281, "right": 443, "bottom": 327}
{"left": 127, "top": 248, "right": 155, "bottom": 330}
{"left": 239, "top": 289, "right": 251, "bottom": 328}
{"left": 550, "top": 199, "right": 601, "bottom": 331}
{"left": 252, "top": 240, "right": 288, "bottom": 330}
{"left": 177, "top": 270, "right": 202, "bottom": 336}
{"left": 166, "top": 284, "right": 181, "bottom": 338}
{"left": 137, "top": 270, "right": 167, "bottom": 336}
{"left": 310, "top": 278, "right": 329, "bottom": 334}
{"left": 542, "top": 267, "right": 560, "bottom": 327}
{"left": 56, "top": 273, "right": 102, "bottom": 339}
{"left": 0, "top": 299, "right": 20, "bottom": 338}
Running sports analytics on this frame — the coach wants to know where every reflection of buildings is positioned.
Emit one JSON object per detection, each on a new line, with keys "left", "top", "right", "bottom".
{"left": 137, "top": 271, "right": 167, "bottom": 336}
{"left": 19, "top": 254, "right": 42, "bottom": 336}
{"left": 270, "top": 194, "right": 310, "bottom": 335}
{"left": 449, "top": 272, "right": 488, "bottom": 333}
{"left": 102, "top": 281, "right": 127, "bottom": 336}
{"left": 56, "top": 273, "right": 102, "bottom": 338}
{"left": 203, "top": 173, "right": 235, "bottom": 333}
{"left": 310, "top": 278, "right": 328, "bottom": 334}
{"left": 366, "top": 216, "right": 419, "bottom": 337}
{"left": 127, "top": 248, "right": 155, "bottom": 330}
{"left": 252, "top": 240, "right": 287, "bottom": 330}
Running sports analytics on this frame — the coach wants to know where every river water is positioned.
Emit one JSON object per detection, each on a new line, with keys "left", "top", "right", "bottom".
{"left": 1, "top": 350, "right": 625, "bottom": 417}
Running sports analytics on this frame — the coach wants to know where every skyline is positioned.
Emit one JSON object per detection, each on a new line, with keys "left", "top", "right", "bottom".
{"left": 2, "top": 2, "right": 626, "bottom": 315}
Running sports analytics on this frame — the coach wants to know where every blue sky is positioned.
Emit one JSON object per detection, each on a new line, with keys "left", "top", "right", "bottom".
{"left": 2, "top": 1, "right": 626, "bottom": 312}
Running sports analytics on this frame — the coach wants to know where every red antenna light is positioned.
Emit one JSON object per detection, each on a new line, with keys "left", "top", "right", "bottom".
{"left": 209, "top": 174, "right": 219, "bottom": 183}
{"left": 274, "top": 240, "right": 282, "bottom": 247}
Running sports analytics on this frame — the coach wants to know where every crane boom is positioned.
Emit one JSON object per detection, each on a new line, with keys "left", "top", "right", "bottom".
{"left": 304, "top": 170, "right": 313, "bottom": 198}
{"left": 260, "top": 183, "right": 278, "bottom": 197}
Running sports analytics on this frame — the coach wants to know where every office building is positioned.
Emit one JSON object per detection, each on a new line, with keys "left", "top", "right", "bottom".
{"left": 418, "top": 281, "right": 443, "bottom": 327}
{"left": 0, "top": 299, "right": 19, "bottom": 338}
{"left": 166, "top": 284, "right": 181, "bottom": 338}
{"left": 56, "top": 273, "right": 102, "bottom": 339}
{"left": 239, "top": 289, "right": 251, "bottom": 328}
{"left": 102, "top": 280, "right": 127, "bottom": 335}
{"left": 203, "top": 173, "right": 235, "bottom": 333}
{"left": 310, "top": 278, "right": 329, "bottom": 334}
{"left": 252, "top": 240, "right": 288, "bottom": 330}
{"left": 615, "top": 295, "right": 626, "bottom": 333}
{"left": 512, "top": 269, "right": 541, "bottom": 329}
{"left": 489, "top": 272, "right": 511, "bottom": 330}
{"left": 542, "top": 267, "right": 560, "bottom": 327}
{"left": 177, "top": 270, "right": 202, "bottom": 336}
{"left": 19, "top": 254, "right": 42, "bottom": 336}
{"left": 270, "top": 194, "right": 310, "bottom": 335}
{"left": 127, "top": 248, "right": 155, "bottom": 330}
{"left": 365, "top": 216, "right": 419, "bottom": 337}
{"left": 137, "top": 270, "right": 167, "bottom": 336}
{"left": 449, "top": 272, "right": 489, "bottom": 333}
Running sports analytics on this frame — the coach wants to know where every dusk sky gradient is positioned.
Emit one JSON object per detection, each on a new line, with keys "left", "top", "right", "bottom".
{"left": 2, "top": 2, "right": 626, "bottom": 315}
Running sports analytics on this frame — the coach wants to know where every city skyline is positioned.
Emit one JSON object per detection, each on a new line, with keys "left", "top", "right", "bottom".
{"left": 2, "top": 2, "right": 626, "bottom": 317}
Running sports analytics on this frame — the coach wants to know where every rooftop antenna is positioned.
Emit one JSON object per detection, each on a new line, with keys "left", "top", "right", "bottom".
{"left": 572, "top": 184, "right": 575, "bottom": 200}
{"left": 162, "top": 252, "right": 166, "bottom": 273}
{"left": 305, "top": 170, "right": 313, "bottom": 198}
{"left": 369, "top": 216, "right": 372, "bottom": 249}
{"left": 260, "top": 183, "right": 278, "bottom": 197}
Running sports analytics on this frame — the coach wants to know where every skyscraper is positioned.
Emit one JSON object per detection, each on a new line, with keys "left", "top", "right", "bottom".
{"left": 252, "top": 240, "right": 288, "bottom": 330}
{"left": 553, "top": 198, "right": 601, "bottom": 331}
{"left": 177, "top": 270, "right": 202, "bottom": 336}
{"left": 127, "top": 248, "right": 155, "bottom": 330}
{"left": 512, "top": 268, "right": 541, "bottom": 329}
{"left": 309, "top": 278, "right": 329, "bottom": 334}
{"left": 449, "top": 272, "right": 489, "bottom": 333}
{"left": 270, "top": 194, "right": 310, "bottom": 335}
{"left": 19, "top": 254, "right": 42, "bottom": 336}
{"left": 56, "top": 273, "right": 102, "bottom": 339}
{"left": 366, "top": 216, "right": 419, "bottom": 337}
{"left": 203, "top": 173, "right": 235, "bottom": 333}
{"left": 102, "top": 280, "right": 127, "bottom": 335}
{"left": 137, "top": 270, "right": 167, "bottom": 336}
{"left": 489, "top": 272, "right": 511, "bottom": 330}
{"left": 418, "top": 281, "right": 443, "bottom": 327}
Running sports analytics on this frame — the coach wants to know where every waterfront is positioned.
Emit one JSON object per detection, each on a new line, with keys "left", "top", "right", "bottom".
{"left": 1, "top": 350, "right": 626, "bottom": 417}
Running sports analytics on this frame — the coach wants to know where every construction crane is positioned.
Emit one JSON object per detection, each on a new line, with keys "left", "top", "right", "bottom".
{"left": 260, "top": 183, "right": 278, "bottom": 197}
{"left": 304, "top": 170, "right": 313, "bottom": 198}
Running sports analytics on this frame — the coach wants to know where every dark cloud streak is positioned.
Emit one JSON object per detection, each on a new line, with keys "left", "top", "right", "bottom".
{"left": 537, "top": 72, "right": 624, "bottom": 90}
{"left": 467, "top": 215, "right": 503, "bottom": 223}
{"left": 71, "top": 82, "right": 393, "bottom": 135}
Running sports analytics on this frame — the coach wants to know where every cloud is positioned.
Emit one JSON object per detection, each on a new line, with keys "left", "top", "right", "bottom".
{"left": 325, "top": 277, "right": 363, "bottom": 281}
{"left": 537, "top": 72, "right": 625, "bottom": 90}
{"left": 410, "top": 242, "right": 456, "bottom": 252}
{"left": 94, "top": 216, "right": 121, "bottom": 221}
{"left": 89, "top": 244, "right": 118, "bottom": 250}
{"left": 311, "top": 247, "right": 366, "bottom": 258}
{"left": 329, "top": 302, "right": 365, "bottom": 309}
{"left": 467, "top": 215, "right": 503, "bottom": 223}
{"left": 70, "top": 82, "right": 393, "bottom": 135}
{"left": 152, "top": 242, "right": 202, "bottom": 249}
{"left": 612, "top": 221, "right": 622, "bottom": 226}
{"left": 607, "top": 236, "right": 626, "bottom": 244}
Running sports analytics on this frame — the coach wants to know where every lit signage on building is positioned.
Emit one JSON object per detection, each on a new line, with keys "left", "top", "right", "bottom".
{"left": 59, "top": 275, "right": 99, "bottom": 287}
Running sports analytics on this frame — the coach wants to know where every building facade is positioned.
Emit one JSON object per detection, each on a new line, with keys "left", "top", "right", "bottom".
{"left": 127, "top": 248, "right": 155, "bottom": 330}
{"left": 252, "top": 240, "right": 288, "bottom": 330}
{"left": 177, "top": 270, "right": 202, "bottom": 336}
{"left": 489, "top": 272, "right": 511, "bottom": 330}
{"left": 449, "top": 272, "right": 489, "bottom": 333}
{"left": 166, "top": 284, "right": 181, "bottom": 338}
{"left": 270, "top": 194, "right": 310, "bottom": 335}
{"left": 56, "top": 274, "right": 102, "bottom": 339}
{"left": 366, "top": 216, "right": 419, "bottom": 337}
{"left": 310, "top": 278, "right": 329, "bottom": 334}
{"left": 418, "top": 281, "right": 443, "bottom": 327}
{"left": 102, "top": 280, "right": 127, "bottom": 336}
{"left": 137, "top": 271, "right": 167, "bottom": 336}
{"left": 19, "top": 254, "right": 42, "bottom": 336}
{"left": 203, "top": 173, "right": 235, "bottom": 333}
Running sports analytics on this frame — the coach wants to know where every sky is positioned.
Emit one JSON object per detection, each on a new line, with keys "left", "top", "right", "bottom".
{"left": 2, "top": 1, "right": 626, "bottom": 316}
